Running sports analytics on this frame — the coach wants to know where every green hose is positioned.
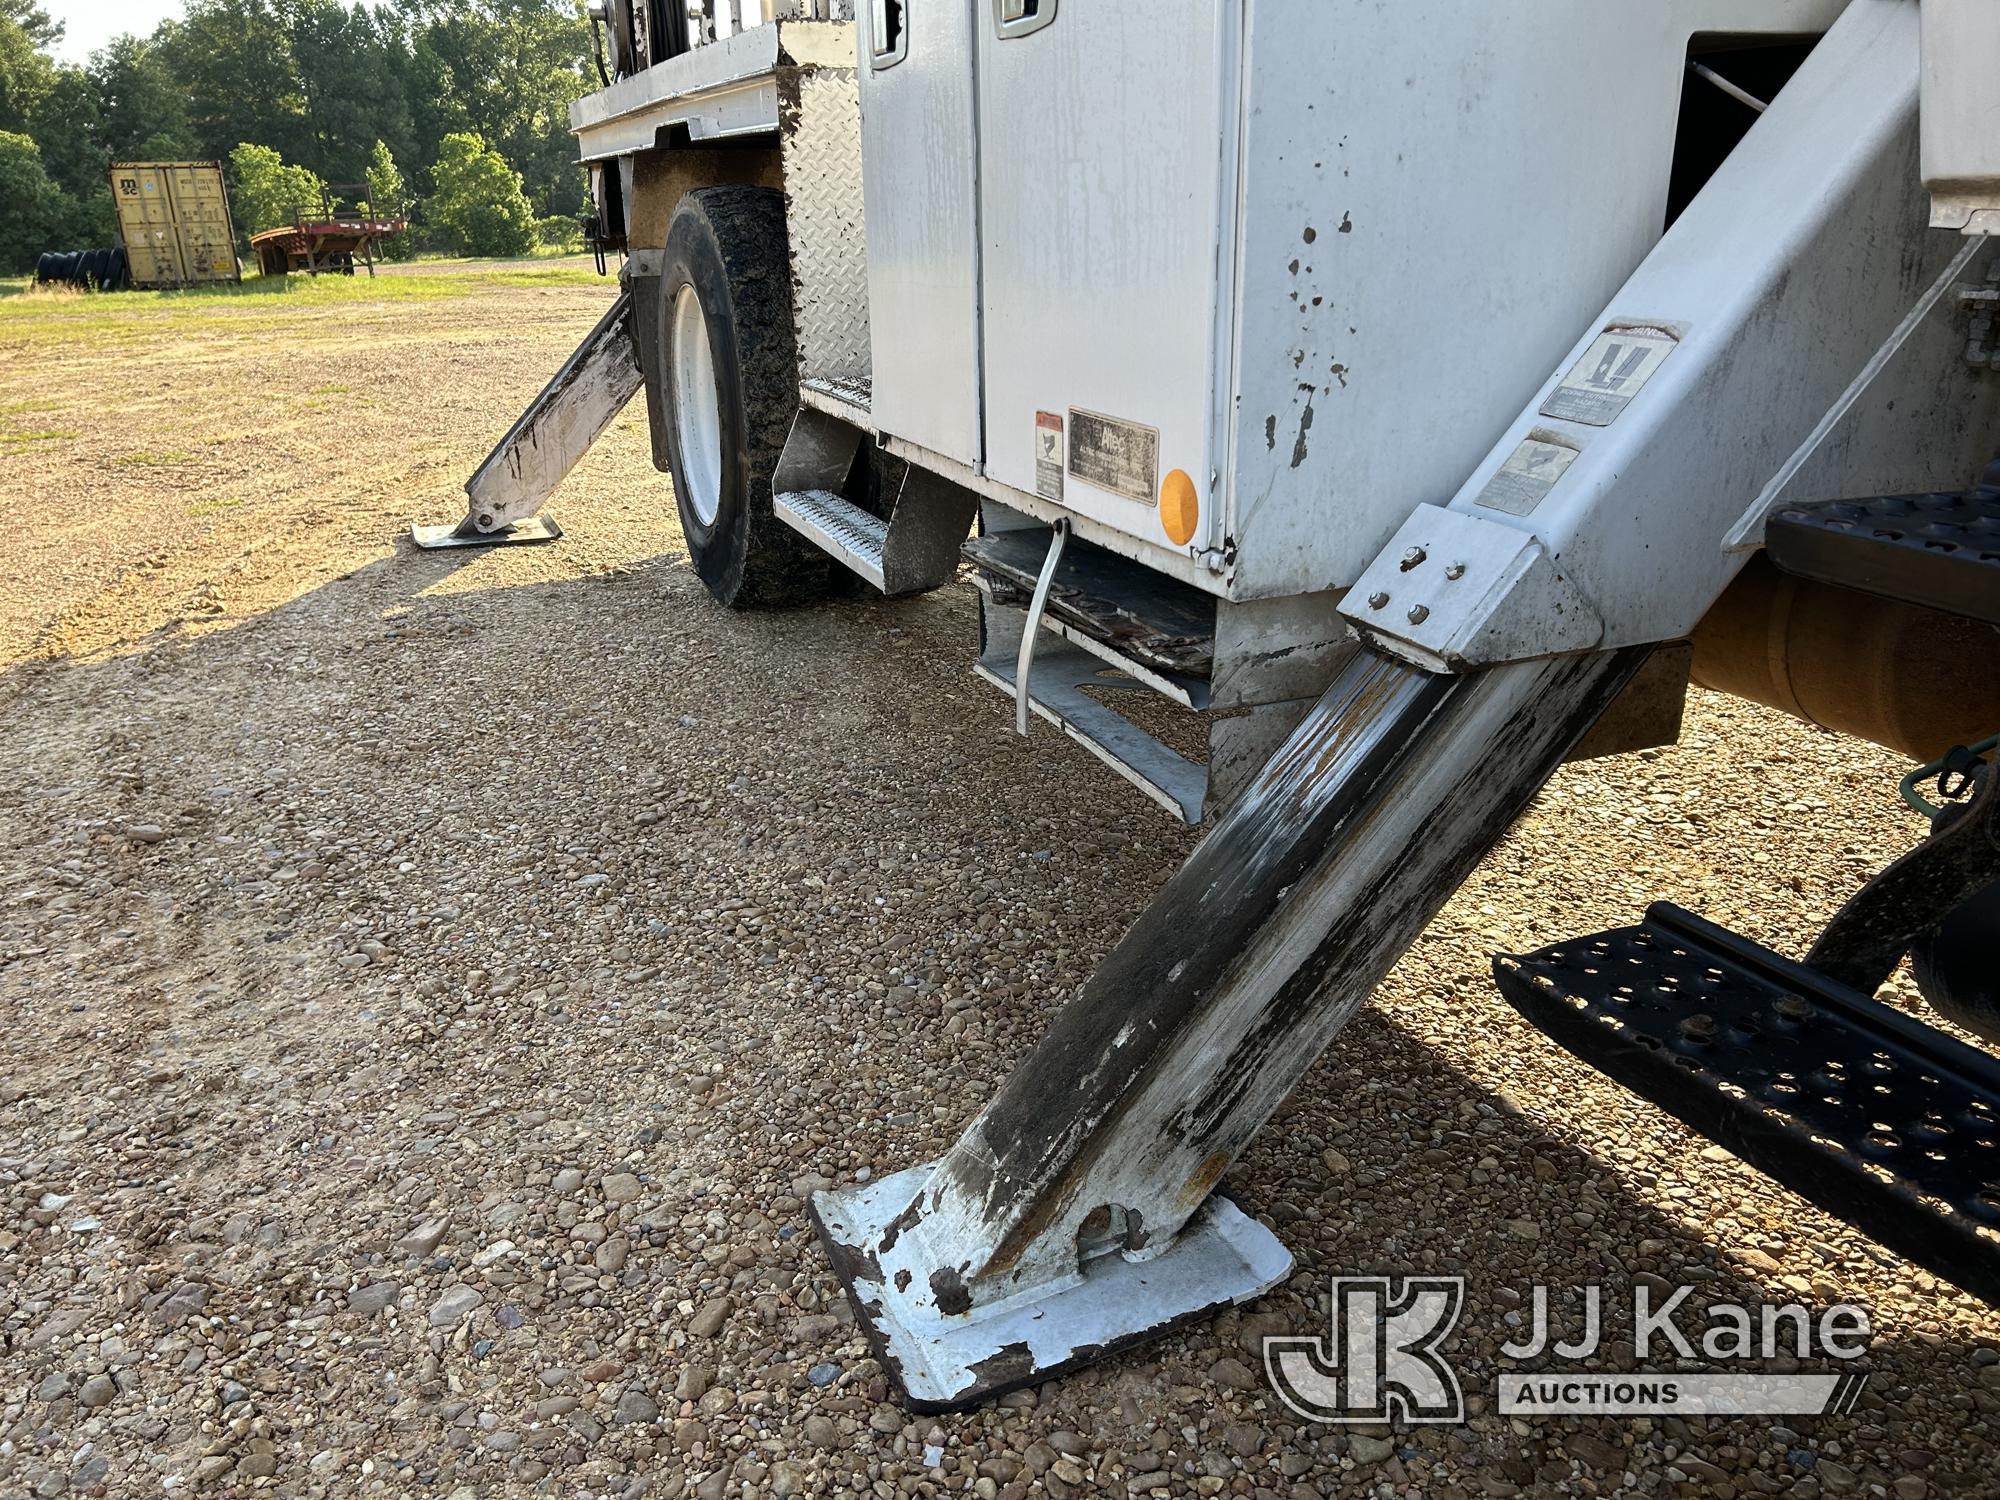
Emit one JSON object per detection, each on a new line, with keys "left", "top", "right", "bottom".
{"left": 1900, "top": 733, "right": 2000, "bottom": 822}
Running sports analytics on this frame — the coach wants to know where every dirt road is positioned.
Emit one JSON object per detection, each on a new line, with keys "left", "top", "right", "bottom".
{"left": 1, "top": 271, "right": 1995, "bottom": 1498}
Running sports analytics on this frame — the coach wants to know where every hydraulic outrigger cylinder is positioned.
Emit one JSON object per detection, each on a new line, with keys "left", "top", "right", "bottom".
{"left": 813, "top": 645, "right": 1648, "bottom": 1408}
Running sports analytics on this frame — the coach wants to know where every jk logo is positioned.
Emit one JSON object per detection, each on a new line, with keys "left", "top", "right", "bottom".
{"left": 1264, "top": 1276, "right": 1466, "bottom": 1424}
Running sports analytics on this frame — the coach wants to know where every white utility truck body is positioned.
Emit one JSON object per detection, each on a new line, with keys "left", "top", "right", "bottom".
{"left": 418, "top": 0, "right": 2000, "bottom": 1410}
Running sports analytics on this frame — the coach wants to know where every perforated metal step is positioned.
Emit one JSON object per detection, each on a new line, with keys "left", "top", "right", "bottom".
{"left": 1495, "top": 903, "right": 2000, "bottom": 1303}
{"left": 1766, "top": 487, "right": 2000, "bottom": 624}
{"left": 773, "top": 489, "right": 889, "bottom": 592}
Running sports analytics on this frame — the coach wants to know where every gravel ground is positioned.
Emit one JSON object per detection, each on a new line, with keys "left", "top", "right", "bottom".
{"left": 1, "top": 275, "right": 1996, "bottom": 1500}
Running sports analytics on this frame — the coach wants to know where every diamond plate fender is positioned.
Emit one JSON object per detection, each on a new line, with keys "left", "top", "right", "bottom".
{"left": 779, "top": 60, "right": 870, "bottom": 391}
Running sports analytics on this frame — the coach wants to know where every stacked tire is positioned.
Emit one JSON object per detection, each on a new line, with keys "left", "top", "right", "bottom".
{"left": 34, "top": 247, "right": 132, "bottom": 290}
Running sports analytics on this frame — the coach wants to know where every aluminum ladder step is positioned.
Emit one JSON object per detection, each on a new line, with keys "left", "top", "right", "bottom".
{"left": 1494, "top": 901, "right": 2000, "bottom": 1304}
{"left": 773, "top": 489, "right": 889, "bottom": 592}
{"left": 974, "top": 639, "right": 1206, "bottom": 824}
{"left": 1765, "top": 481, "right": 2000, "bottom": 625}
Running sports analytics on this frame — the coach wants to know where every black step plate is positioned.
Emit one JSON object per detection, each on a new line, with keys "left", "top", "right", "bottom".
{"left": 1496, "top": 903, "right": 2000, "bottom": 1302}
{"left": 962, "top": 527, "right": 1216, "bottom": 682}
{"left": 1766, "top": 488, "right": 2000, "bottom": 624}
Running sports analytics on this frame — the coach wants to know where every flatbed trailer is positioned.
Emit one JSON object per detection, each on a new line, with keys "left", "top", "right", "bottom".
{"left": 419, "top": 0, "right": 2000, "bottom": 1410}
{"left": 249, "top": 216, "right": 406, "bottom": 277}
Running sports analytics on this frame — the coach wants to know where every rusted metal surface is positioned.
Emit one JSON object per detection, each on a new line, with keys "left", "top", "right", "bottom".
{"left": 963, "top": 528, "right": 1217, "bottom": 677}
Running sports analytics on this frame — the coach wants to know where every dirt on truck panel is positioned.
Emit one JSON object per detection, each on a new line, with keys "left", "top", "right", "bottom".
{"left": 1, "top": 279, "right": 1996, "bottom": 1495}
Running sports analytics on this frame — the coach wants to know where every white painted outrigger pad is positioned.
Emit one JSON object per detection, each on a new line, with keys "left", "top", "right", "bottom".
{"left": 811, "top": 1163, "right": 1292, "bottom": 1411}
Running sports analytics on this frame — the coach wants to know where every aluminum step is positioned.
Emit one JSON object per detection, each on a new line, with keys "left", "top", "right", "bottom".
{"left": 1495, "top": 902, "right": 2000, "bottom": 1304}
{"left": 773, "top": 488, "right": 888, "bottom": 592}
{"left": 1765, "top": 483, "right": 2000, "bottom": 625}
{"left": 799, "top": 375, "right": 872, "bottom": 430}
{"left": 975, "top": 635, "right": 1206, "bottom": 824}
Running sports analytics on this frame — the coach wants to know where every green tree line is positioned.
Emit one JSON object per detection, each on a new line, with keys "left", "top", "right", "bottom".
{"left": 1, "top": 0, "right": 595, "bottom": 272}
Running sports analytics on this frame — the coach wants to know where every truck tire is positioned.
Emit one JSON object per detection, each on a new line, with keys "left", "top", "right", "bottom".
{"left": 658, "top": 186, "right": 828, "bottom": 609}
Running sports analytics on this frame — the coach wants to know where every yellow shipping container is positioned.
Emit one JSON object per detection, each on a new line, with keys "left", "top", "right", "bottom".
{"left": 109, "top": 162, "right": 243, "bottom": 289}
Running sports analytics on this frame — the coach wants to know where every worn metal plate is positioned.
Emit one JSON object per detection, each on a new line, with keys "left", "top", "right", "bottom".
{"left": 775, "top": 488, "right": 887, "bottom": 589}
{"left": 1496, "top": 903, "right": 2000, "bottom": 1303}
{"left": 964, "top": 527, "right": 1215, "bottom": 679}
{"left": 811, "top": 1162, "right": 1291, "bottom": 1412}
{"left": 410, "top": 516, "right": 564, "bottom": 550}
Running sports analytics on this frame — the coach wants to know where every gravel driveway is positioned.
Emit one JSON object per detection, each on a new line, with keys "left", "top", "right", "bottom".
{"left": 1, "top": 273, "right": 1995, "bottom": 1498}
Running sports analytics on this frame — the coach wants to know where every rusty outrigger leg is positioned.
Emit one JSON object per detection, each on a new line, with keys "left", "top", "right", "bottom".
{"left": 812, "top": 643, "right": 1651, "bottom": 1410}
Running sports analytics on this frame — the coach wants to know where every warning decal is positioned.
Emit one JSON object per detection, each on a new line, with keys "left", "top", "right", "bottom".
{"left": 1476, "top": 432, "right": 1582, "bottom": 517}
{"left": 1539, "top": 324, "right": 1679, "bottom": 427}
{"left": 1035, "top": 411, "right": 1064, "bottom": 501}
{"left": 1067, "top": 409, "right": 1160, "bottom": 505}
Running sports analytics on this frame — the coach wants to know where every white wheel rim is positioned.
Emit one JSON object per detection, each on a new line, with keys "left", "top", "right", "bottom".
{"left": 670, "top": 283, "right": 723, "bottom": 529}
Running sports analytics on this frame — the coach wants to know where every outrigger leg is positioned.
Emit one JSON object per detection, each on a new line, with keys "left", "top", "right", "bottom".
{"left": 412, "top": 290, "right": 643, "bottom": 549}
{"left": 813, "top": 644, "right": 1648, "bottom": 1410}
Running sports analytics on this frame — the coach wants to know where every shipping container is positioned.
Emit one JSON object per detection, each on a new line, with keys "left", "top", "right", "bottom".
{"left": 108, "top": 161, "right": 242, "bottom": 289}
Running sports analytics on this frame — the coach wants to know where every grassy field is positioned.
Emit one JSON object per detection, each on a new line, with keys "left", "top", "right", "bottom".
{"left": 0, "top": 256, "right": 645, "bottom": 670}
{"left": 0, "top": 257, "right": 607, "bottom": 345}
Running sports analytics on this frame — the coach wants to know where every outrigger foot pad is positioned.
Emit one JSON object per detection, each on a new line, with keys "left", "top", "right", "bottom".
{"left": 810, "top": 1162, "right": 1292, "bottom": 1412}
{"left": 410, "top": 515, "right": 564, "bottom": 550}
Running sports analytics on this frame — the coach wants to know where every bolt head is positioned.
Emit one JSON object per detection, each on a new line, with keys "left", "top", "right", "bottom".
{"left": 1399, "top": 545, "right": 1427, "bottom": 571}
{"left": 1367, "top": 591, "right": 1389, "bottom": 610}
{"left": 1444, "top": 562, "right": 1467, "bottom": 581}
{"left": 1406, "top": 604, "right": 1430, "bottom": 625}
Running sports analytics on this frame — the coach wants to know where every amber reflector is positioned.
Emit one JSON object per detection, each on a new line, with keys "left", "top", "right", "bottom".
{"left": 1161, "top": 468, "right": 1199, "bottom": 546}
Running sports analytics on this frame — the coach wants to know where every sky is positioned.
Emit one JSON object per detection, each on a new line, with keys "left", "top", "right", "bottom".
{"left": 42, "top": 0, "right": 363, "bottom": 63}
{"left": 45, "top": 0, "right": 185, "bottom": 61}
